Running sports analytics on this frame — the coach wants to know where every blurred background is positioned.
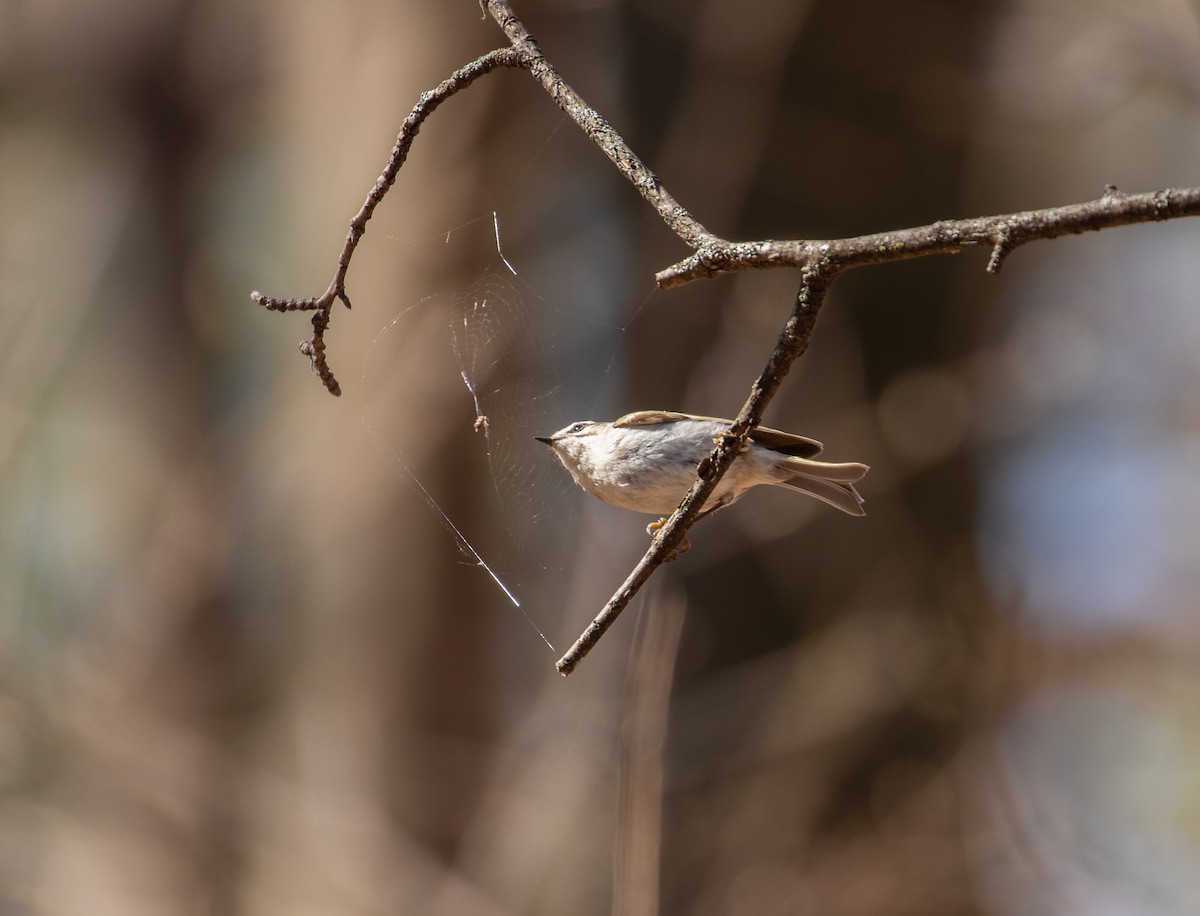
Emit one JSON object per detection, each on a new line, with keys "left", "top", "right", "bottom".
{"left": 5, "top": 0, "right": 1200, "bottom": 913}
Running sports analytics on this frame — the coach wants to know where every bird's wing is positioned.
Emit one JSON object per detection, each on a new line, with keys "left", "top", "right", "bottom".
{"left": 746, "top": 425, "right": 825, "bottom": 458}
{"left": 613, "top": 410, "right": 825, "bottom": 458}
{"left": 612, "top": 410, "right": 694, "bottom": 427}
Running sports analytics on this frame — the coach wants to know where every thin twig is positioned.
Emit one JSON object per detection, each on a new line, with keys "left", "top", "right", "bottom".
{"left": 251, "top": 46, "right": 529, "bottom": 395}
{"left": 482, "top": 0, "right": 719, "bottom": 250}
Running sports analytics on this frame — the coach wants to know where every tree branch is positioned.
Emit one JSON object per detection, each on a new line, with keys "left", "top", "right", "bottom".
{"left": 654, "top": 185, "right": 1200, "bottom": 288}
{"left": 251, "top": 46, "right": 529, "bottom": 396}
{"left": 482, "top": 0, "right": 719, "bottom": 250}
{"left": 251, "top": 0, "right": 1200, "bottom": 675}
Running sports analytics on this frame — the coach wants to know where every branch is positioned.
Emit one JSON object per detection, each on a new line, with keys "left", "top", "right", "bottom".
{"left": 556, "top": 183, "right": 1200, "bottom": 674}
{"left": 251, "top": 0, "right": 1200, "bottom": 676}
{"left": 251, "top": 46, "right": 529, "bottom": 395}
{"left": 482, "top": 0, "right": 719, "bottom": 250}
{"left": 654, "top": 185, "right": 1200, "bottom": 288}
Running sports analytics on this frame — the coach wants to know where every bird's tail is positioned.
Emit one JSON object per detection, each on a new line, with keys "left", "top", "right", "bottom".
{"left": 774, "top": 457, "right": 869, "bottom": 516}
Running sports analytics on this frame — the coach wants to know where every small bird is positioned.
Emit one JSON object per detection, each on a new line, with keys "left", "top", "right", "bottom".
{"left": 535, "top": 411, "right": 868, "bottom": 530}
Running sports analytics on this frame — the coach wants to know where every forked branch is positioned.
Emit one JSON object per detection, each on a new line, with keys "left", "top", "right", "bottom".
{"left": 252, "top": 0, "right": 1200, "bottom": 675}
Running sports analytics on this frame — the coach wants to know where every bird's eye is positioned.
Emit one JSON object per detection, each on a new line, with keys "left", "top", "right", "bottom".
{"left": 570, "top": 422, "right": 587, "bottom": 433}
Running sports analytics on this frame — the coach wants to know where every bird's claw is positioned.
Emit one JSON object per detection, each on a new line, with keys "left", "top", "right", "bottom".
{"left": 646, "top": 517, "right": 691, "bottom": 561}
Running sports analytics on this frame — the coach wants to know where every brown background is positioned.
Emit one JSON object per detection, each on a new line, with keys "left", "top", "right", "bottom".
{"left": 4, "top": 1, "right": 1200, "bottom": 913}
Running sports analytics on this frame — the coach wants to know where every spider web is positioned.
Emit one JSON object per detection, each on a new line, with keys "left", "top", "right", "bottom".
{"left": 359, "top": 209, "right": 655, "bottom": 650}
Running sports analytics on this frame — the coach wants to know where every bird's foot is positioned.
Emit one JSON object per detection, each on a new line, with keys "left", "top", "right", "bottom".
{"left": 646, "top": 517, "right": 690, "bottom": 561}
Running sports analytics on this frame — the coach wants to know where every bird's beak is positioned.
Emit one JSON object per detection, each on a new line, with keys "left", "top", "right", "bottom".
{"left": 534, "top": 436, "right": 554, "bottom": 447}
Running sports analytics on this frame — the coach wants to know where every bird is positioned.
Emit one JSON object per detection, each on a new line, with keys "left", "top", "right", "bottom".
{"left": 535, "top": 410, "right": 868, "bottom": 531}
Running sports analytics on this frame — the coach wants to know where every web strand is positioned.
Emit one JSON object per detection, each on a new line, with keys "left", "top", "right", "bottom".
{"left": 360, "top": 413, "right": 557, "bottom": 653}
{"left": 359, "top": 202, "right": 656, "bottom": 655}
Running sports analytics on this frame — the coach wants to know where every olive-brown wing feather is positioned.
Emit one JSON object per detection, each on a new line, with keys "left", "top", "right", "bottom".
{"left": 613, "top": 410, "right": 825, "bottom": 457}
